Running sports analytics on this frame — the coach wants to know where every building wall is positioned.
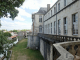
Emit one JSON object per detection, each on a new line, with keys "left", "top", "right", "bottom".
{"left": 27, "top": 35, "right": 39, "bottom": 49}
{"left": 40, "top": 39, "right": 44, "bottom": 57}
{"left": 32, "top": 14, "right": 44, "bottom": 35}
{"left": 44, "top": 0, "right": 80, "bottom": 37}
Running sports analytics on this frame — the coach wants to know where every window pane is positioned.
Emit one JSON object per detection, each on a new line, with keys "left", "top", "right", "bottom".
{"left": 64, "top": 0, "right": 66, "bottom": 6}
{"left": 72, "top": 13, "right": 78, "bottom": 34}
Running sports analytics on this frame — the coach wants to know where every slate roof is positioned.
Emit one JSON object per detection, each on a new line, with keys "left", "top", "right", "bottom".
{"left": 37, "top": 7, "right": 47, "bottom": 14}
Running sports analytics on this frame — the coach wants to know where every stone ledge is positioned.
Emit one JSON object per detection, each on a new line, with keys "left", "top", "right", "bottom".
{"left": 53, "top": 41, "right": 80, "bottom": 60}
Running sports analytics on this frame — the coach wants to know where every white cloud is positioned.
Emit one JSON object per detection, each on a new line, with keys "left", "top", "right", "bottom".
{"left": 15, "top": 15, "right": 25, "bottom": 21}
{"left": 21, "top": 0, "right": 57, "bottom": 10}
{"left": 0, "top": 0, "right": 58, "bottom": 30}
{"left": 1, "top": 20, "right": 32, "bottom": 30}
{"left": 14, "top": 8, "right": 31, "bottom": 21}
{"left": 16, "top": 8, "right": 31, "bottom": 18}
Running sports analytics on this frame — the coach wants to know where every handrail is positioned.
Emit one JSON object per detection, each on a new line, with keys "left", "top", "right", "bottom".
{"left": 38, "top": 33, "right": 80, "bottom": 43}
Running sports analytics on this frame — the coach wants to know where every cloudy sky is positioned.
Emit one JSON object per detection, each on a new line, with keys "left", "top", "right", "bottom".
{"left": 0, "top": 0, "right": 57, "bottom": 31}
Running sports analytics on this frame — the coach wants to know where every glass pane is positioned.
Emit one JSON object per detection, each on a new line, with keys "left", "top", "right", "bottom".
{"left": 76, "top": 13, "right": 78, "bottom": 22}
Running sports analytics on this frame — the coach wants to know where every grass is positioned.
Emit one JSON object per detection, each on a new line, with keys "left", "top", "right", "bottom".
{"left": 11, "top": 38, "right": 44, "bottom": 60}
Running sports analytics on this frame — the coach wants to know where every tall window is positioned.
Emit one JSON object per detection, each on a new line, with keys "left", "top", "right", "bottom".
{"left": 48, "top": 24, "right": 49, "bottom": 34}
{"left": 39, "top": 15, "right": 42, "bottom": 22}
{"left": 58, "top": 3, "right": 60, "bottom": 11}
{"left": 54, "top": 7, "right": 56, "bottom": 14}
{"left": 58, "top": 20, "right": 61, "bottom": 35}
{"left": 54, "top": 21, "right": 56, "bottom": 34}
{"left": 64, "top": 17, "right": 67, "bottom": 35}
{"left": 39, "top": 25, "right": 42, "bottom": 33}
{"left": 46, "top": 25, "right": 48, "bottom": 34}
{"left": 72, "top": 13, "right": 78, "bottom": 35}
{"left": 51, "top": 10, "right": 52, "bottom": 16}
{"left": 64, "top": 0, "right": 66, "bottom": 6}
{"left": 51, "top": 23, "right": 52, "bottom": 34}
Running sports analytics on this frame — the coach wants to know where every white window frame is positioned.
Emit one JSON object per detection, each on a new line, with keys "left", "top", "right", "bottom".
{"left": 51, "top": 23, "right": 52, "bottom": 34}
{"left": 51, "top": 10, "right": 52, "bottom": 16}
{"left": 58, "top": 3, "right": 60, "bottom": 11}
{"left": 72, "top": 13, "right": 78, "bottom": 35}
{"left": 39, "top": 15, "right": 42, "bottom": 22}
{"left": 54, "top": 21, "right": 56, "bottom": 34}
{"left": 64, "top": 17, "right": 67, "bottom": 35}
{"left": 54, "top": 7, "right": 56, "bottom": 14}
{"left": 39, "top": 25, "right": 42, "bottom": 33}
{"left": 64, "top": 0, "right": 66, "bottom": 7}
{"left": 58, "top": 20, "right": 61, "bottom": 35}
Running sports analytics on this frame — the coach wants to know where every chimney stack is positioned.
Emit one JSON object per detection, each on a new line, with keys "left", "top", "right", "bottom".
{"left": 47, "top": 4, "right": 50, "bottom": 11}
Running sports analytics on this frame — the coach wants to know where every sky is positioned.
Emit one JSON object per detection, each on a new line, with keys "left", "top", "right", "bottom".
{"left": 0, "top": 0, "right": 57, "bottom": 31}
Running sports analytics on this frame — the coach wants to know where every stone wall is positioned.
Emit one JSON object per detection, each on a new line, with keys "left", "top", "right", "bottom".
{"left": 39, "top": 38, "right": 53, "bottom": 60}
{"left": 27, "top": 35, "right": 39, "bottom": 49}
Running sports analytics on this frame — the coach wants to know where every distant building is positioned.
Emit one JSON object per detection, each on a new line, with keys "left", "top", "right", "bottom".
{"left": 27, "top": 7, "right": 47, "bottom": 49}
{"left": 18, "top": 31, "right": 24, "bottom": 41}
{"left": 32, "top": 7, "right": 47, "bottom": 35}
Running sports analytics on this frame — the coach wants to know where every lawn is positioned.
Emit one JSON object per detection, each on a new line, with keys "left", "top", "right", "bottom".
{"left": 11, "top": 39, "right": 44, "bottom": 60}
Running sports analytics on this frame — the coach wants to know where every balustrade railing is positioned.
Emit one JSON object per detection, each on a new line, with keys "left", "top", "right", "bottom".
{"left": 38, "top": 33, "right": 80, "bottom": 43}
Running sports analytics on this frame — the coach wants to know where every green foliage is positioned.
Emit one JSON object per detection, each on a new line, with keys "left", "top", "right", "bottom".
{"left": 11, "top": 39, "right": 44, "bottom": 60}
{"left": 0, "top": 31, "right": 7, "bottom": 53}
{"left": 3, "top": 32, "right": 12, "bottom": 37}
{"left": 0, "top": 0, "right": 25, "bottom": 20}
{"left": 21, "top": 29, "right": 27, "bottom": 31}
{"left": 13, "top": 30, "right": 17, "bottom": 32}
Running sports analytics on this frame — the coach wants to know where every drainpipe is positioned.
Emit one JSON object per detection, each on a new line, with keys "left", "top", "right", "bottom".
{"left": 56, "top": 3, "right": 57, "bottom": 35}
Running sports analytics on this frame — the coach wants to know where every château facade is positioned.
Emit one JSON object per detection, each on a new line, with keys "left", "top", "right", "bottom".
{"left": 44, "top": 0, "right": 80, "bottom": 37}
{"left": 28, "top": 0, "right": 80, "bottom": 60}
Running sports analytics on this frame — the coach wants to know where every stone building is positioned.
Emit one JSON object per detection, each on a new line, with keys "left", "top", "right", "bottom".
{"left": 32, "top": 7, "right": 47, "bottom": 35}
{"left": 44, "top": 0, "right": 80, "bottom": 37}
{"left": 27, "top": 7, "right": 47, "bottom": 49}
{"left": 28, "top": 0, "right": 80, "bottom": 60}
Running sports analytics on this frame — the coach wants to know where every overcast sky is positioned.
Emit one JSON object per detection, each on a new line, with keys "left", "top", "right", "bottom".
{"left": 0, "top": 0, "right": 57, "bottom": 31}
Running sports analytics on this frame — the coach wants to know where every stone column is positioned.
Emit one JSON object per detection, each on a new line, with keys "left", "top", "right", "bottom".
{"left": 50, "top": 43, "right": 53, "bottom": 60}
{"left": 72, "top": 45, "right": 76, "bottom": 58}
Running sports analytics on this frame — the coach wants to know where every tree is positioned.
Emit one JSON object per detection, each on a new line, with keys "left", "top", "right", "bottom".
{"left": 12, "top": 30, "right": 18, "bottom": 32}
{"left": 0, "top": 31, "right": 7, "bottom": 53}
{"left": 3, "top": 32, "right": 12, "bottom": 37}
{"left": 0, "top": 0, "right": 25, "bottom": 20}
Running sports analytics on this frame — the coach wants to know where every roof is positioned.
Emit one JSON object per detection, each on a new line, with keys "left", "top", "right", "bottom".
{"left": 33, "top": 7, "right": 47, "bottom": 15}
{"left": 37, "top": 7, "right": 47, "bottom": 14}
{"left": 11, "top": 36, "right": 16, "bottom": 38}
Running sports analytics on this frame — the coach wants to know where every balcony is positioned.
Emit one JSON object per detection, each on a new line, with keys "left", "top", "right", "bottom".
{"left": 38, "top": 33, "right": 80, "bottom": 60}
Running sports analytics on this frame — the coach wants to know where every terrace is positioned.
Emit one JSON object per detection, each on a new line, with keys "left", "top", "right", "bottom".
{"left": 38, "top": 33, "right": 80, "bottom": 60}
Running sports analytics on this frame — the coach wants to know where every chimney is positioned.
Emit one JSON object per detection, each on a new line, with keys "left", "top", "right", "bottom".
{"left": 47, "top": 4, "right": 50, "bottom": 11}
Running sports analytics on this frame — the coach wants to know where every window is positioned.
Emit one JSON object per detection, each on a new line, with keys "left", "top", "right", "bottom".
{"left": 72, "top": 13, "right": 78, "bottom": 35}
{"left": 48, "top": 24, "right": 49, "bottom": 34}
{"left": 39, "top": 15, "right": 42, "bottom": 22}
{"left": 64, "top": 17, "right": 67, "bottom": 35}
{"left": 54, "top": 7, "right": 56, "bottom": 14}
{"left": 51, "top": 23, "right": 52, "bottom": 34}
{"left": 58, "top": 20, "right": 61, "bottom": 35}
{"left": 54, "top": 21, "right": 56, "bottom": 34}
{"left": 51, "top": 10, "right": 52, "bottom": 16}
{"left": 46, "top": 25, "right": 48, "bottom": 34}
{"left": 64, "top": 0, "right": 66, "bottom": 6}
{"left": 58, "top": 3, "right": 60, "bottom": 11}
{"left": 39, "top": 25, "right": 42, "bottom": 33}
